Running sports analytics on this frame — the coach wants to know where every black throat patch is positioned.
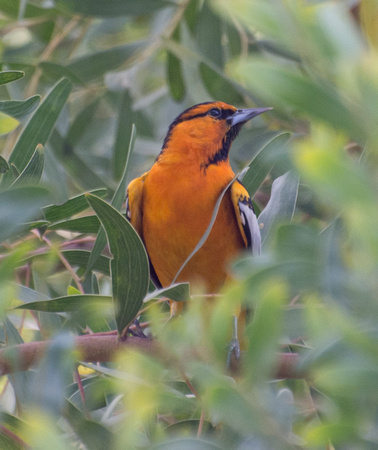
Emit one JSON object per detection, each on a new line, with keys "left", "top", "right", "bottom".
{"left": 202, "top": 122, "right": 243, "bottom": 169}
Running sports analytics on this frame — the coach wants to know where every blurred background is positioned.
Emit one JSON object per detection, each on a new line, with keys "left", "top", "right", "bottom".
{"left": 1, "top": 0, "right": 378, "bottom": 448}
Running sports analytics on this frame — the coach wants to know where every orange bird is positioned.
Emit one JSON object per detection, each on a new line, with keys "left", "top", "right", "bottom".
{"left": 126, "top": 101, "right": 271, "bottom": 316}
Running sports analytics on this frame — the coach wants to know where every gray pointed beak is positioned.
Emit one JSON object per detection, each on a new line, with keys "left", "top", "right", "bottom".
{"left": 229, "top": 107, "right": 273, "bottom": 126}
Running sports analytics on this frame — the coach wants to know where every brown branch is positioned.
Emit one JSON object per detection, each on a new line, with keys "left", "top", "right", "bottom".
{"left": 0, "top": 333, "right": 303, "bottom": 380}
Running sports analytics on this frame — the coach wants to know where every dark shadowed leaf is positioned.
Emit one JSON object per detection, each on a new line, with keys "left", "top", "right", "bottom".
{"left": 0, "top": 155, "right": 9, "bottom": 174}
{"left": 86, "top": 194, "right": 149, "bottom": 335}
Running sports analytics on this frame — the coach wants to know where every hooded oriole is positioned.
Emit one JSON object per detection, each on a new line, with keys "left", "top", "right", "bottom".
{"left": 126, "top": 101, "right": 271, "bottom": 316}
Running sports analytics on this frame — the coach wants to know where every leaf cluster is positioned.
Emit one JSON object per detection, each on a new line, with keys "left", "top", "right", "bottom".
{"left": 0, "top": 0, "right": 377, "bottom": 448}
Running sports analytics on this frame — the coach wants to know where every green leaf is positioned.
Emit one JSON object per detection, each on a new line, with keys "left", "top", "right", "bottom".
{"left": 151, "top": 439, "right": 222, "bottom": 450}
{"left": 65, "top": 97, "right": 101, "bottom": 148}
{"left": 21, "top": 250, "right": 110, "bottom": 276}
{"left": 233, "top": 59, "right": 365, "bottom": 140}
{"left": 0, "top": 71, "right": 24, "bottom": 85}
{"left": 113, "top": 90, "right": 133, "bottom": 180}
{"left": 258, "top": 171, "right": 299, "bottom": 244}
{"left": 0, "top": 155, "right": 9, "bottom": 174}
{"left": 56, "top": 0, "right": 172, "bottom": 17}
{"left": 0, "top": 111, "right": 19, "bottom": 135}
{"left": 39, "top": 61, "right": 86, "bottom": 86}
{"left": 48, "top": 216, "right": 100, "bottom": 234}
{"left": 195, "top": 2, "right": 223, "bottom": 68}
{"left": 244, "top": 282, "right": 286, "bottom": 382}
{"left": 31, "top": 333, "right": 75, "bottom": 415}
{"left": 49, "top": 129, "right": 111, "bottom": 191}
{"left": 2, "top": 78, "right": 72, "bottom": 187}
{"left": 43, "top": 189, "right": 107, "bottom": 223}
{"left": 10, "top": 144, "right": 44, "bottom": 188}
{"left": 0, "top": 186, "right": 51, "bottom": 243}
{"left": 144, "top": 283, "right": 190, "bottom": 303}
{"left": 199, "top": 63, "right": 244, "bottom": 104}
{"left": 0, "top": 95, "right": 40, "bottom": 119}
{"left": 65, "top": 42, "right": 146, "bottom": 83}
{"left": 166, "top": 25, "right": 185, "bottom": 101}
{"left": 86, "top": 194, "right": 150, "bottom": 335}
{"left": 167, "top": 51, "right": 186, "bottom": 101}
{"left": 85, "top": 126, "right": 136, "bottom": 276}
{"left": 16, "top": 295, "right": 112, "bottom": 312}
{"left": 241, "top": 132, "right": 291, "bottom": 198}
{"left": 0, "top": 0, "right": 54, "bottom": 18}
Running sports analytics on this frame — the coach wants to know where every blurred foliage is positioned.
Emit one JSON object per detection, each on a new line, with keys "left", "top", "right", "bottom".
{"left": 0, "top": 0, "right": 378, "bottom": 448}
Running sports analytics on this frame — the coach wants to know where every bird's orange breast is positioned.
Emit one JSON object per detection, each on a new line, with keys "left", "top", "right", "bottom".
{"left": 142, "top": 160, "right": 245, "bottom": 292}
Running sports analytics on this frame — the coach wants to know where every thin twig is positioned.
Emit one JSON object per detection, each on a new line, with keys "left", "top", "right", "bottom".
{"left": 74, "top": 366, "right": 90, "bottom": 419}
{"left": 26, "top": 16, "right": 80, "bottom": 97}
{"left": 42, "top": 235, "right": 85, "bottom": 294}
{"left": 197, "top": 409, "right": 206, "bottom": 439}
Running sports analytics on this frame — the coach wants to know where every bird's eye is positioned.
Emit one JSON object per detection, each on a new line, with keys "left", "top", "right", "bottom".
{"left": 208, "top": 108, "right": 221, "bottom": 118}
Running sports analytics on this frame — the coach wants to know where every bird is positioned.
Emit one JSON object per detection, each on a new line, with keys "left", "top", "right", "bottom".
{"left": 126, "top": 101, "right": 271, "bottom": 321}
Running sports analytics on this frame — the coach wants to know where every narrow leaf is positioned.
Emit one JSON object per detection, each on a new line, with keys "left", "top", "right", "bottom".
{"left": 0, "top": 186, "right": 51, "bottom": 243}
{"left": 258, "top": 171, "right": 299, "bottom": 244}
{"left": 0, "top": 71, "right": 24, "bottom": 85}
{"left": 65, "top": 42, "right": 146, "bottom": 83}
{"left": 85, "top": 126, "right": 136, "bottom": 275}
{"left": 242, "top": 132, "right": 291, "bottom": 197}
{"left": 16, "top": 295, "right": 112, "bottom": 312}
{"left": 200, "top": 63, "right": 244, "bottom": 105}
{"left": 2, "top": 78, "right": 72, "bottom": 186}
{"left": 167, "top": 51, "right": 185, "bottom": 101}
{"left": 43, "top": 189, "right": 107, "bottom": 223}
{"left": 0, "top": 155, "right": 9, "bottom": 173}
{"left": 48, "top": 216, "right": 100, "bottom": 234}
{"left": 56, "top": 0, "right": 171, "bottom": 17}
{"left": 113, "top": 90, "right": 133, "bottom": 180}
{"left": 22, "top": 250, "right": 110, "bottom": 276}
{"left": 144, "top": 283, "right": 190, "bottom": 303}
{"left": 86, "top": 194, "right": 150, "bottom": 334}
{"left": 0, "top": 95, "right": 40, "bottom": 119}
{"left": 10, "top": 144, "right": 44, "bottom": 188}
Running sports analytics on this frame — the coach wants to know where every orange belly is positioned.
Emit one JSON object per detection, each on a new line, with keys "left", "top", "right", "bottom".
{"left": 142, "top": 162, "right": 245, "bottom": 293}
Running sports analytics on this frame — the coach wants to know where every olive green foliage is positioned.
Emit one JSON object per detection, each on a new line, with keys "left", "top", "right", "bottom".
{"left": 0, "top": 0, "right": 377, "bottom": 448}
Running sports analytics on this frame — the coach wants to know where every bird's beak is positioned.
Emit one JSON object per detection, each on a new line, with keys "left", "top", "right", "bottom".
{"left": 229, "top": 107, "right": 273, "bottom": 126}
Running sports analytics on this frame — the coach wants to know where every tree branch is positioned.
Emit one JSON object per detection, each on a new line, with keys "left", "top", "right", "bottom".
{"left": 0, "top": 334, "right": 302, "bottom": 379}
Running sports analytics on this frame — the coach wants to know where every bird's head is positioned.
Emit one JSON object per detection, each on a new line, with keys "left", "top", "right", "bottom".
{"left": 158, "top": 101, "right": 272, "bottom": 168}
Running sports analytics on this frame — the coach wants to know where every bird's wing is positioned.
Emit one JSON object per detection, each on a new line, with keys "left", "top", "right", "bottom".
{"left": 230, "top": 180, "right": 261, "bottom": 256}
{"left": 126, "top": 171, "right": 149, "bottom": 237}
{"left": 126, "top": 171, "right": 162, "bottom": 288}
